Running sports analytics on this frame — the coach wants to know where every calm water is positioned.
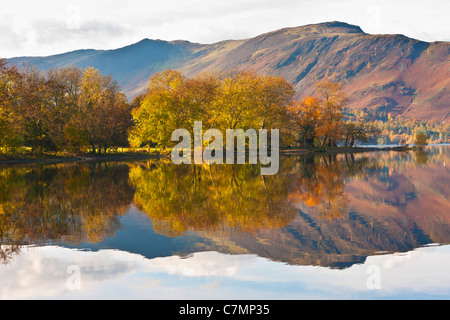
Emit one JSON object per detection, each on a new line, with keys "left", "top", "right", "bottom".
{"left": 0, "top": 146, "right": 449, "bottom": 299}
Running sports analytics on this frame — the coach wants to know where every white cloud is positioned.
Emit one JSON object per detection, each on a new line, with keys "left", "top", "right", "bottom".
{"left": 0, "top": 0, "right": 449, "bottom": 58}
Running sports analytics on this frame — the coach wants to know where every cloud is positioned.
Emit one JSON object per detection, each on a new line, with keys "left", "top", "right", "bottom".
{"left": 0, "top": 0, "right": 449, "bottom": 58}
{"left": 0, "top": 7, "right": 132, "bottom": 58}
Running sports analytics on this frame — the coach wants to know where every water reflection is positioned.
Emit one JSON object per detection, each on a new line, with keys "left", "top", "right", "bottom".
{"left": 0, "top": 146, "right": 449, "bottom": 270}
{"left": 0, "top": 163, "right": 134, "bottom": 264}
{"left": 2, "top": 245, "right": 450, "bottom": 299}
{"left": 129, "top": 161, "right": 297, "bottom": 236}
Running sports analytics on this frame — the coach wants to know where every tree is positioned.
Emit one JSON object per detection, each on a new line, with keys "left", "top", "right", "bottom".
{"left": 129, "top": 70, "right": 295, "bottom": 150}
{"left": 414, "top": 132, "right": 428, "bottom": 149}
{"left": 0, "top": 59, "right": 20, "bottom": 105}
{"left": 78, "top": 68, "right": 132, "bottom": 153}
{"left": 45, "top": 66, "right": 83, "bottom": 150}
{"left": 1, "top": 61, "right": 132, "bottom": 154}
{"left": 183, "top": 71, "right": 221, "bottom": 129}
{"left": 129, "top": 70, "right": 188, "bottom": 149}
{"left": 288, "top": 96, "right": 322, "bottom": 147}
{"left": 0, "top": 59, "right": 23, "bottom": 153}
{"left": 315, "top": 81, "right": 348, "bottom": 147}
{"left": 253, "top": 74, "right": 295, "bottom": 130}
{"left": 343, "top": 121, "right": 380, "bottom": 147}
{"left": 63, "top": 124, "right": 90, "bottom": 152}
{"left": 253, "top": 73, "right": 295, "bottom": 146}
{"left": 16, "top": 66, "right": 55, "bottom": 153}
{"left": 215, "top": 70, "right": 260, "bottom": 131}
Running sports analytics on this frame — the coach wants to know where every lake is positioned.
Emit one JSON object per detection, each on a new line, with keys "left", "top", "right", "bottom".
{"left": 0, "top": 146, "right": 449, "bottom": 299}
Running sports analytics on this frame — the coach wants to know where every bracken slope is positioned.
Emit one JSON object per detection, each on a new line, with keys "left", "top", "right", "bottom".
{"left": 9, "top": 21, "right": 450, "bottom": 121}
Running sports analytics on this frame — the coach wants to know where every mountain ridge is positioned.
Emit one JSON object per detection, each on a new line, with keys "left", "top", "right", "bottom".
{"left": 8, "top": 21, "right": 449, "bottom": 121}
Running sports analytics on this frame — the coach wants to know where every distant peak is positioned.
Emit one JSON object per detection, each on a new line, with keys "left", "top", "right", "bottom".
{"left": 132, "top": 38, "right": 197, "bottom": 47}
{"left": 135, "top": 38, "right": 164, "bottom": 44}
{"left": 302, "top": 21, "right": 365, "bottom": 34}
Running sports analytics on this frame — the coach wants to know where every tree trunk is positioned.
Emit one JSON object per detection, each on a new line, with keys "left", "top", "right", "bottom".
{"left": 344, "top": 134, "right": 349, "bottom": 147}
{"left": 350, "top": 137, "right": 355, "bottom": 148}
{"left": 321, "top": 136, "right": 328, "bottom": 148}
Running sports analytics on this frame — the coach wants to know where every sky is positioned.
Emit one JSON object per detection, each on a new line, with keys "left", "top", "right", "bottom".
{"left": 0, "top": 0, "right": 449, "bottom": 58}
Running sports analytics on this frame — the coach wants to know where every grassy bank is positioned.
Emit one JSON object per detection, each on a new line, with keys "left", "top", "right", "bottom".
{"left": 0, "top": 148, "right": 169, "bottom": 165}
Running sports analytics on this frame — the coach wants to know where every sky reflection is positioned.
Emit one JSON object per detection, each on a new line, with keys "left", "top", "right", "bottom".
{"left": 1, "top": 244, "right": 449, "bottom": 300}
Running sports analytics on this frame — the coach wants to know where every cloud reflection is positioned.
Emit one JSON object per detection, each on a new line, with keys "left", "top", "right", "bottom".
{"left": 1, "top": 245, "right": 450, "bottom": 299}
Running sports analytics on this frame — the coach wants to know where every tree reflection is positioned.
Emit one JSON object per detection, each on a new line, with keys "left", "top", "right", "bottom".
{"left": 0, "top": 163, "right": 134, "bottom": 264}
{"left": 129, "top": 161, "right": 298, "bottom": 236}
{"left": 287, "top": 153, "right": 377, "bottom": 220}
{"left": 414, "top": 149, "right": 429, "bottom": 166}
{"left": 128, "top": 153, "right": 379, "bottom": 237}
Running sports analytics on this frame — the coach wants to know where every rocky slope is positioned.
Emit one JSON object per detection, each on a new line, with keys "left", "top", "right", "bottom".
{"left": 9, "top": 21, "right": 449, "bottom": 121}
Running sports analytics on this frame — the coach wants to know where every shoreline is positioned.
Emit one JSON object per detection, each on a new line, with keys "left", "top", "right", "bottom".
{"left": 0, "top": 145, "right": 429, "bottom": 166}
{"left": 0, "top": 153, "right": 169, "bottom": 166}
{"left": 280, "top": 145, "right": 417, "bottom": 155}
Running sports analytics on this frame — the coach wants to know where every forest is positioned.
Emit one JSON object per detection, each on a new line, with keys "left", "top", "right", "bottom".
{"left": 1, "top": 58, "right": 447, "bottom": 157}
{"left": 0, "top": 59, "right": 132, "bottom": 155}
{"left": 345, "top": 108, "right": 449, "bottom": 146}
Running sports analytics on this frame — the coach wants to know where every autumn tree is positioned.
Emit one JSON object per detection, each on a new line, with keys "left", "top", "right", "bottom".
{"left": 78, "top": 67, "right": 132, "bottom": 153}
{"left": 183, "top": 72, "right": 221, "bottom": 129}
{"left": 0, "top": 59, "right": 23, "bottom": 152}
{"left": 288, "top": 96, "right": 322, "bottom": 147}
{"left": 315, "top": 81, "right": 348, "bottom": 147}
{"left": 1, "top": 61, "right": 132, "bottom": 154}
{"left": 414, "top": 132, "right": 428, "bottom": 149}
{"left": 46, "top": 66, "right": 83, "bottom": 150}
{"left": 16, "top": 66, "right": 55, "bottom": 153}
{"left": 252, "top": 73, "right": 295, "bottom": 146}
{"left": 288, "top": 81, "right": 356, "bottom": 148}
{"left": 247, "top": 72, "right": 294, "bottom": 130}
{"left": 129, "top": 70, "right": 295, "bottom": 150}
{"left": 343, "top": 121, "right": 380, "bottom": 147}
{"left": 214, "top": 71, "right": 260, "bottom": 131}
{"left": 129, "top": 70, "right": 188, "bottom": 149}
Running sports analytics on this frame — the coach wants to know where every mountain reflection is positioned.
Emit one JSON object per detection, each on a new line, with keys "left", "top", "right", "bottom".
{"left": 287, "top": 153, "right": 378, "bottom": 220}
{"left": 0, "top": 146, "right": 449, "bottom": 268}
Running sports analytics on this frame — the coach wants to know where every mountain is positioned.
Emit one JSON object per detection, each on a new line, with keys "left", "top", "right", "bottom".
{"left": 8, "top": 21, "right": 450, "bottom": 121}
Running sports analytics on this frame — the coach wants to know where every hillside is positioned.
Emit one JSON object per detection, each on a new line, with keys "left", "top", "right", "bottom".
{"left": 9, "top": 21, "right": 450, "bottom": 121}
